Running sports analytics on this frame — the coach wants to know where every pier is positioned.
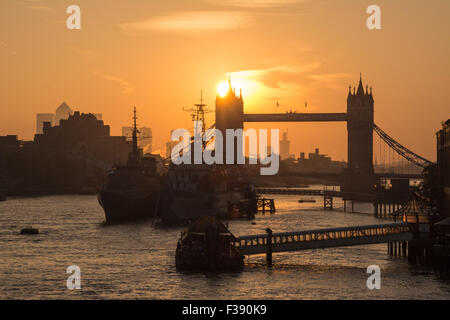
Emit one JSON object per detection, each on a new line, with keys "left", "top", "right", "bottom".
{"left": 233, "top": 222, "right": 413, "bottom": 257}
{"left": 257, "top": 198, "right": 276, "bottom": 214}
{"left": 256, "top": 187, "right": 412, "bottom": 217}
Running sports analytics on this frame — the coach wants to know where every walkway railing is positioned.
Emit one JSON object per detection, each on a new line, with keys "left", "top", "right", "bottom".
{"left": 233, "top": 222, "right": 412, "bottom": 255}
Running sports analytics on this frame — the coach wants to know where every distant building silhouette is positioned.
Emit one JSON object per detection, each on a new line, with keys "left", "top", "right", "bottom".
{"left": 1, "top": 112, "right": 132, "bottom": 195}
{"left": 122, "top": 126, "right": 152, "bottom": 153}
{"left": 55, "top": 102, "right": 73, "bottom": 126}
{"left": 437, "top": 119, "right": 450, "bottom": 216}
{"left": 165, "top": 130, "right": 179, "bottom": 159}
{"left": 36, "top": 113, "right": 54, "bottom": 134}
{"left": 286, "top": 148, "right": 345, "bottom": 174}
{"left": 280, "top": 131, "right": 295, "bottom": 160}
{"left": 36, "top": 102, "right": 101, "bottom": 134}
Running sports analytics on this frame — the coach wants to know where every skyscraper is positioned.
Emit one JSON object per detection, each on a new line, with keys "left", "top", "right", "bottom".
{"left": 36, "top": 113, "right": 54, "bottom": 134}
{"left": 280, "top": 131, "right": 291, "bottom": 160}
{"left": 55, "top": 102, "right": 73, "bottom": 126}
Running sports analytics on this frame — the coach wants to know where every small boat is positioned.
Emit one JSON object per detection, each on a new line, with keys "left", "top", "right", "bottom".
{"left": 20, "top": 227, "right": 39, "bottom": 235}
{"left": 175, "top": 216, "right": 244, "bottom": 272}
{"left": 298, "top": 199, "right": 316, "bottom": 203}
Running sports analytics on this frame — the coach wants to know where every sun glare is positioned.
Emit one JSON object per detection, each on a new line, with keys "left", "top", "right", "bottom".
{"left": 217, "top": 81, "right": 229, "bottom": 97}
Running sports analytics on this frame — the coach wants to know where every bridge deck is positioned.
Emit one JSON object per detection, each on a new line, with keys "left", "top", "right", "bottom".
{"left": 255, "top": 187, "right": 375, "bottom": 201}
{"left": 242, "top": 113, "right": 347, "bottom": 122}
{"left": 233, "top": 222, "right": 412, "bottom": 255}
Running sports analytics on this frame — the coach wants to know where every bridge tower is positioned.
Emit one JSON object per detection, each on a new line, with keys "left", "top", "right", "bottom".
{"left": 343, "top": 76, "right": 375, "bottom": 193}
{"left": 215, "top": 79, "right": 244, "bottom": 162}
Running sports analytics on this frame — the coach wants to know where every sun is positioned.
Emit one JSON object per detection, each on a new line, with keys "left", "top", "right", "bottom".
{"left": 217, "top": 81, "right": 230, "bottom": 97}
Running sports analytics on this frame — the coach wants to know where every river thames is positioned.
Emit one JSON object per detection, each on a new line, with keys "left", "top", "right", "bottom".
{"left": 1, "top": 190, "right": 449, "bottom": 299}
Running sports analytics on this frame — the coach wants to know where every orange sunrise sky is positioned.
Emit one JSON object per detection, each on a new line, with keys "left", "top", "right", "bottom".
{"left": 1, "top": 0, "right": 449, "bottom": 161}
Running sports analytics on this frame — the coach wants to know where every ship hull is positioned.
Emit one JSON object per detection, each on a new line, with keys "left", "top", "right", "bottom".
{"left": 175, "top": 247, "right": 244, "bottom": 272}
{"left": 98, "top": 190, "right": 160, "bottom": 224}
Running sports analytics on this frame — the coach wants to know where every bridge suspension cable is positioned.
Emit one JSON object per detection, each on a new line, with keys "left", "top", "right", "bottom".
{"left": 373, "top": 123, "right": 434, "bottom": 169}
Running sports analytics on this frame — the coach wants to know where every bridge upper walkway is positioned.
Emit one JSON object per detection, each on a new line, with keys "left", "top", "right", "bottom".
{"left": 233, "top": 222, "right": 412, "bottom": 255}
{"left": 255, "top": 187, "right": 375, "bottom": 201}
{"left": 242, "top": 113, "right": 347, "bottom": 122}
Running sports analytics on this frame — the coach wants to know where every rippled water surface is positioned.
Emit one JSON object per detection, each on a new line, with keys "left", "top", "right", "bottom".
{"left": 1, "top": 190, "right": 450, "bottom": 299}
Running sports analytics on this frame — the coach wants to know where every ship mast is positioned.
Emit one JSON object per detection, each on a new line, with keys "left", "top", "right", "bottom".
{"left": 183, "top": 90, "right": 212, "bottom": 150}
{"left": 132, "top": 106, "right": 139, "bottom": 155}
{"left": 127, "top": 106, "right": 140, "bottom": 167}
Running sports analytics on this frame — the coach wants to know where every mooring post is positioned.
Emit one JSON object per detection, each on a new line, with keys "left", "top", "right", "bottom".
{"left": 266, "top": 228, "right": 273, "bottom": 267}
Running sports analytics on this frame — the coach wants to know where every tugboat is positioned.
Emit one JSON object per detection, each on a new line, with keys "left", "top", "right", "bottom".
{"left": 97, "top": 107, "right": 162, "bottom": 224}
{"left": 20, "top": 227, "right": 39, "bottom": 235}
{"left": 175, "top": 216, "right": 244, "bottom": 272}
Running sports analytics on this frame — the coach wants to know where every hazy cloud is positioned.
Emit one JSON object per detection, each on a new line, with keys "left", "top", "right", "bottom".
{"left": 0, "top": 40, "right": 17, "bottom": 56}
{"left": 69, "top": 46, "right": 95, "bottom": 59}
{"left": 207, "top": 0, "right": 306, "bottom": 8}
{"left": 307, "top": 73, "right": 353, "bottom": 89}
{"left": 26, "top": 6, "right": 55, "bottom": 13}
{"left": 231, "top": 64, "right": 321, "bottom": 89}
{"left": 120, "top": 11, "right": 251, "bottom": 33}
{"left": 94, "top": 72, "right": 134, "bottom": 94}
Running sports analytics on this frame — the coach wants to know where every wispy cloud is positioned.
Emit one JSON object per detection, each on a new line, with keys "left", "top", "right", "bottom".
{"left": 307, "top": 72, "right": 352, "bottom": 86}
{"left": 0, "top": 40, "right": 17, "bottom": 56}
{"left": 69, "top": 46, "right": 95, "bottom": 59}
{"left": 94, "top": 72, "right": 134, "bottom": 94}
{"left": 120, "top": 11, "right": 251, "bottom": 33}
{"left": 207, "top": 0, "right": 306, "bottom": 8}
{"left": 231, "top": 64, "right": 321, "bottom": 89}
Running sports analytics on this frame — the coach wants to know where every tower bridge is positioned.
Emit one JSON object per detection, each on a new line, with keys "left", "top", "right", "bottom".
{"left": 215, "top": 75, "right": 434, "bottom": 195}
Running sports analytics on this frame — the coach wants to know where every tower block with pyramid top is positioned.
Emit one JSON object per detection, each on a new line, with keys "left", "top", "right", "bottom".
{"left": 342, "top": 76, "right": 375, "bottom": 194}
{"left": 215, "top": 79, "right": 244, "bottom": 163}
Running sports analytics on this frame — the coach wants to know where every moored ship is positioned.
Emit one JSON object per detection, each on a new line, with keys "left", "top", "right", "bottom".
{"left": 175, "top": 216, "right": 244, "bottom": 272}
{"left": 159, "top": 163, "right": 257, "bottom": 225}
{"left": 98, "top": 108, "right": 162, "bottom": 224}
{"left": 158, "top": 94, "right": 258, "bottom": 225}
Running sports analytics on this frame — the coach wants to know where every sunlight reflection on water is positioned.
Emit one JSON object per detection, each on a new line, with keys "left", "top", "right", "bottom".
{"left": 0, "top": 194, "right": 449, "bottom": 299}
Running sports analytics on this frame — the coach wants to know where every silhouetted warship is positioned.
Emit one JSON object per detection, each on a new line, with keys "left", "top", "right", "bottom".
{"left": 158, "top": 93, "right": 258, "bottom": 225}
{"left": 175, "top": 216, "right": 244, "bottom": 272}
{"left": 97, "top": 108, "right": 162, "bottom": 224}
{"left": 159, "top": 164, "right": 257, "bottom": 225}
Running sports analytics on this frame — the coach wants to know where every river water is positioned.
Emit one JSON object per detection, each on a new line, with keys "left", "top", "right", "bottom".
{"left": 1, "top": 188, "right": 450, "bottom": 300}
